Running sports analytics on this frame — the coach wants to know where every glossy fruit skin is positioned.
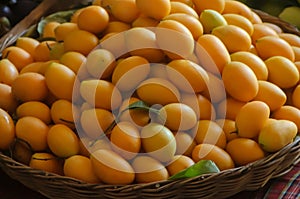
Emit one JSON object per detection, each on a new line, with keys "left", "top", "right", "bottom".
{"left": 140, "top": 123, "right": 176, "bottom": 162}
{"left": 258, "top": 119, "right": 298, "bottom": 152}
{"left": 90, "top": 149, "right": 135, "bottom": 185}
{"left": 0, "top": 108, "right": 15, "bottom": 150}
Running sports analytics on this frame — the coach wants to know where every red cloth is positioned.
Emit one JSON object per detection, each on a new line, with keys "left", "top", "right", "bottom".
{"left": 1, "top": 161, "right": 299, "bottom": 198}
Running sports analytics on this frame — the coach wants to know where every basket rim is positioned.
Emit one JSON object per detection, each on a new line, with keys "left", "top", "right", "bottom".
{"left": 1, "top": 136, "right": 299, "bottom": 191}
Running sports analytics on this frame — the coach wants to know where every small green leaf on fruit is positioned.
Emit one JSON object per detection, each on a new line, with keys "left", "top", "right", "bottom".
{"left": 169, "top": 160, "right": 220, "bottom": 180}
{"left": 37, "top": 10, "right": 77, "bottom": 36}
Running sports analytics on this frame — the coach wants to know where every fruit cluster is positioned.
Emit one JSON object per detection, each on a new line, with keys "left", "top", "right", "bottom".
{"left": 0, "top": 0, "right": 299, "bottom": 185}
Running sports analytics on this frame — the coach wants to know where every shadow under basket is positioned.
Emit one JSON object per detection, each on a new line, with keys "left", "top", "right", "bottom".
{"left": 0, "top": 3, "right": 300, "bottom": 199}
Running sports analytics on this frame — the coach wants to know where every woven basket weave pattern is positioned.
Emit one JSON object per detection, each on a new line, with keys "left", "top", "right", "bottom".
{"left": 0, "top": 1, "right": 300, "bottom": 199}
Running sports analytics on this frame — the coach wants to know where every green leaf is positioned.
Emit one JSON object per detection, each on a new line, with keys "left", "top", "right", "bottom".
{"left": 168, "top": 160, "right": 220, "bottom": 180}
{"left": 124, "top": 100, "right": 150, "bottom": 111}
{"left": 37, "top": 10, "right": 77, "bottom": 36}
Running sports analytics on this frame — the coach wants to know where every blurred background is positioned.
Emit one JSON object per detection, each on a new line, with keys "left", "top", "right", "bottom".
{"left": 239, "top": 0, "right": 300, "bottom": 29}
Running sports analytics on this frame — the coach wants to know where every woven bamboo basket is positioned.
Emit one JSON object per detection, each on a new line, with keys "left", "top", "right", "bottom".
{"left": 0, "top": 1, "right": 300, "bottom": 198}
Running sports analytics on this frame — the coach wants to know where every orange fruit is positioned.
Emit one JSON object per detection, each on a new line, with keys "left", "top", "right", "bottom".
{"left": 29, "top": 152, "right": 63, "bottom": 175}
{"left": 195, "top": 34, "right": 230, "bottom": 74}
{"left": 158, "top": 103, "right": 198, "bottom": 131}
{"left": 45, "top": 62, "right": 78, "bottom": 101}
{"left": 264, "top": 56, "right": 299, "bottom": 89}
{"left": 223, "top": 13, "right": 254, "bottom": 36}
{"left": 255, "top": 36, "right": 295, "bottom": 61}
{"left": 85, "top": 48, "right": 116, "bottom": 79}
{"left": 110, "top": 121, "right": 141, "bottom": 160}
{"left": 118, "top": 97, "right": 150, "bottom": 127}
{"left": 163, "top": 13, "right": 203, "bottom": 40}
{"left": 15, "top": 37, "right": 40, "bottom": 57}
{"left": 80, "top": 79, "right": 122, "bottom": 110}
{"left": 50, "top": 99, "right": 79, "bottom": 129}
{"left": 192, "top": 0, "right": 225, "bottom": 14}
{"left": 64, "top": 30, "right": 99, "bottom": 56}
{"left": 131, "top": 155, "right": 169, "bottom": 183}
{"left": 0, "top": 83, "right": 18, "bottom": 114}
{"left": 42, "top": 21, "right": 60, "bottom": 38}
{"left": 0, "top": 108, "right": 15, "bottom": 150}
{"left": 171, "top": 0, "right": 193, "bottom": 7}
{"left": 222, "top": 0, "right": 254, "bottom": 22}
{"left": 112, "top": 55, "right": 150, "bottom": 91}
{"left": 132, "top": 15, "right": 159, "bottom": 27}
{"left": 63, "top": 155, "right": 100, "bottom": 183}
{"left": 59, "top": 51, "right": 86, "bottom": 74}
{"left": 156, "top": 19, "right": 194, "bottom": 59}
{"left": 33, "top": 41, "right": 57, "bottom": 62}
{"left": 193, "top": 120, "right": 227, "bottom": 149}
{"left": 259, "top": 119, "right": 298, "bottom": 153}
{"left": 16, "top": 101, "right": 52, "bottom": 125}
{"left": 212, "top": 25, "right": 252, "bottom": 53}
{"left": 90, "top": 149, "right": 135, "bottom": 185}
{"left": 77, "top": 5, "right": 109, "bottom": 34}
{"left": 272, "top": 105, "right": 300, "bottom": 131}
{"left": 15, "top": 116, "right": 49, "bottom": 151}
{"left": 135, "top": 0, "right": 171, "bottom": 20}
{"left": 124, "top": 27, "right": 165, "bottom": 63}
{"left": 230, "top": 51, "right": 268, "bottom": 81}
{"left": 2, "top": 46, "right": 34, "bottom": 71}
{"left": 215, "top": 119, "right": 238, "bottom": 142}
{"left": 226, "top": 138, "right": 265, "bottom": 166}
{"left": 217, "top": 97, "right": 246, "bottom": 120}
{"left": 141, "top": 123, "right": 176, "bottom": 162}
{"left": 292, "top": 46, "right": 300, "bottom": 62}
{"left": 166, "top": 59, "right": 209, "bottom": 93}
{"left": 181, "top": 93, "right": 216, "bottom": 120}
{"left": 103, "top": 21, "right": 131, "bottom": 34}
{"left": 202, "top": 72, "right": 227, "bottom": 104}
{"left": 262, "top": 22, "right": 282, "bottom": 34}
{"left": 54, "top": 22, "right": 79, "bottom": 42}
{"left": 292, "top": 84, "right": 300, "bottom": 109}
{"left": 253, "top": 80, "right": 287, "bottom": 111}
{"left": 166, "top": 155, "right": 195, "bottom": 176}
{"left": 136, "top": 78, "right": 180, "bottom": 106}
{"left": 174, "top": 131, "right": 197, "bottom": 156}
{"left": 170, "top": 1, "right": 198, "bottom": 18}
{"left": 47, "top": 124, "right": 80, "bottom": 158}
{"left": 278, "top": 33, "right": 300, "bottom": 47}
{"left": 11, "top": 72, "right": 48, "bottom": 102}
{"left": 107, "top": 0, "right": 140, "bottom": 23}
{"left": 235, "top": 101, "right": 270, "bottom": 139}
{"left": 251, "top": 23, "right": 279, "bottom": 44}
{"left": 0, "top": 59, "right": 19, "bottom": 86}
{"left": 222, "top": 61, "right": 258, "bottom": 102}
{"left": 192, "top": 143, "right": 235, "bottom": 171}
{"left": 80, "top": 108, "right": 115, "bottom": 139}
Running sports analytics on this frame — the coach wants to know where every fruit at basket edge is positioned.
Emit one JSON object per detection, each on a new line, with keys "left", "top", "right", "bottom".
{"left": 64, "top": 155, "right": 100, "bottom": 184}
{"left": 226, "top": 138, "right": 265, "bottom": 166}
{"left": 90, "top": 149, "right": 135, "bottom": 185}
{"left": 0, "top": 108, "right": 15, "bottom": 150}
{"left": 132, "top": 155, "right": 169, "bottom": 183}
{"left": 279, "top": 6, "right": 300, "bottom": 29}
{"left": 258, "top": 119, "right": 298, "bottom": 153}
